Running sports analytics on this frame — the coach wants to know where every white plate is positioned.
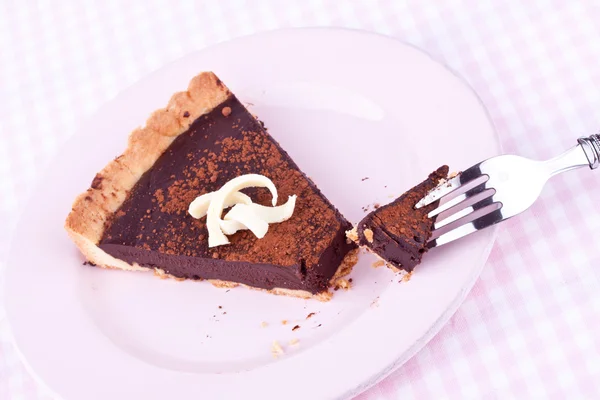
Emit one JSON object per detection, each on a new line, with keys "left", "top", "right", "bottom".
{"left": 3, "top": 28, "right": 499, "bottom": 400}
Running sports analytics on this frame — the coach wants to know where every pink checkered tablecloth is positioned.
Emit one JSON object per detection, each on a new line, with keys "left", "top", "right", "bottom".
{"left": 1, "top": 0, "right": 600, "bottom": 398}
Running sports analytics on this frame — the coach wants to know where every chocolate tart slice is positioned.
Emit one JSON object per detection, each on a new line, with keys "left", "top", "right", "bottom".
{"left": 354, "top": 166, "right": 449, "bottom": 272}
{"left": 65, "top": 72, "right": 357, "bottom": 300}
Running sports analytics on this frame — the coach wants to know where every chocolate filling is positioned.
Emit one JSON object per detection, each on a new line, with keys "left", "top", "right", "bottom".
{"left": 99, "top": 96, "right": 356, "bottom": 294}
{"left": 357, "top": 166, "right": 449, "bottom": 271}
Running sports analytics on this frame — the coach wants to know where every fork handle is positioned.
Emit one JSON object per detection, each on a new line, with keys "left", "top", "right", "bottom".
{"left": 578, "top": 134, "right": 600, "bottom": 169}
{"left": 543, "top": 137, "right": 596, "bottom": 177}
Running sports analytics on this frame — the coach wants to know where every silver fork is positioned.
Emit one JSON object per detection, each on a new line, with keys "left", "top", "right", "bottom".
{"left": 415, "top": 134, "right": 600, "bottom": 248}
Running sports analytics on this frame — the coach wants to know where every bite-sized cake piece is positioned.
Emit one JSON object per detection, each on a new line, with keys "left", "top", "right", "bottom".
{"left": 65, "top": 72, "right": 357, "bottom": 300}
{"left": 354, "top": 166, "right": 449, "bottom": 272}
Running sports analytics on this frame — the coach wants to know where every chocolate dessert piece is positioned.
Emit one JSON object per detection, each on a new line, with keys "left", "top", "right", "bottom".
{"left": 65, "top": 72, "right": 357, "bottom": 300}
{"left": 355, "top": 166, "right": 449, "bottom": 272}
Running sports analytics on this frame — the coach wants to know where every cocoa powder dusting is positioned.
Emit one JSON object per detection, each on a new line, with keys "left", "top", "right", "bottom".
{"left": 154, "top": 189, "right": 165, "bottom": 205}
{"left": 102, "top": 97, "right": 345, "bottom": 269}
{"left": 369, "top": 166, "right": 448, "bottom": 239}
{"left": 173, "top": 127, "right": 336, "bottom": 265}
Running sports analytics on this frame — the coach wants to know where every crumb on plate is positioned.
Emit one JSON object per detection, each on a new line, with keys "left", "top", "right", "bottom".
{"left": 334, "top": 278, "right": 351, "bottom": 291}
{"left": 271, "top": 341, "right": 284, "bottom": 357}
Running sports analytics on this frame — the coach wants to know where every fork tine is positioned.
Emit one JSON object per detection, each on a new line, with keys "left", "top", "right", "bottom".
{"left": 428, "top": 181, "right": 490, "bottom": 218}
{"left": 433, "top": 194, "right": 496, "bottom": 229}
{"left": 415, "top": 163, "right": 483, "bottom": 209}
{"left": 428, "top": 205, "right": 503, "bottom": 248}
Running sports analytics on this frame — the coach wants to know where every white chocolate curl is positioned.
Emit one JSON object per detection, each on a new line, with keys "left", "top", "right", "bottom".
{"left": 187, "top": 174, "right": 297, "bottom": 247}
{"left": 188, "top": 192, "right": 252, "bottom": 219}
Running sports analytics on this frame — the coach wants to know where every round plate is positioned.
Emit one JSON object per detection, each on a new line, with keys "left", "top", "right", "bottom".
{"left": 3, "top": 28, "right": 499, "bottom": 400}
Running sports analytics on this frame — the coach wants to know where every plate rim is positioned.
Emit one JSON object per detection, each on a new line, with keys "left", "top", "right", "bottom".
{"left": 1, "top": 27, "right": 501, "bottom": 400}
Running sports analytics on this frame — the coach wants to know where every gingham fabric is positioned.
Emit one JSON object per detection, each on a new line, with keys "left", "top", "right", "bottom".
{"left": 1, "top": 1, "right": 599, "bottom": 399}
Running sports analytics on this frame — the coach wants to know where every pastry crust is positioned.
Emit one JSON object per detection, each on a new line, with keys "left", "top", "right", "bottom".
{"left": 64, "top": 72, "right": 359, "bottom": 300}
{"left": 65, "top": 72, "right": 231, "bottom": 272}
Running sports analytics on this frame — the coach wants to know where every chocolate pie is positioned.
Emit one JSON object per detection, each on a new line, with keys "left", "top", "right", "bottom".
{"left": 353, "top": 166, "right": 449, "bottom": 272}
{"left": 65, "top": 72, "right": 357, "bottom": 300}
